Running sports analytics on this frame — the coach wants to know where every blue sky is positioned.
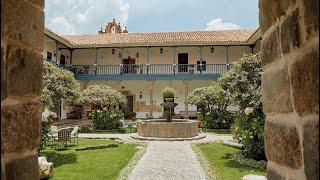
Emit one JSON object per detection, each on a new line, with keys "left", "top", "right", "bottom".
{"left": 45, "top": 0, "right": 259, "bottom": 35}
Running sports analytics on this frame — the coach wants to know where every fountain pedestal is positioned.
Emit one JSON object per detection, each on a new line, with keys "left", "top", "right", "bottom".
{"left": 137, "top": 119, "right": 199, "bottom": 138}
{"left": 132, "top": 87, "right": 205, "bottom": 140}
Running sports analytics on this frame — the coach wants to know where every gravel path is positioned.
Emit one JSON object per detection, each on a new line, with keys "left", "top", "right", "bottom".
{"left": 79, "top": 132, "right": 233, "bottom": 180}
{"left": 128, "top": 141, "right": 207, "bottom": 180}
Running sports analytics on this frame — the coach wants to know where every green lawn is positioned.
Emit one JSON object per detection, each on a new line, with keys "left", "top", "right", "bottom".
{"left": 196, "top": 142, "right": 266, "bottom": 180}
{"left": 41, "top": 139, "right": 138, "bottom": 180}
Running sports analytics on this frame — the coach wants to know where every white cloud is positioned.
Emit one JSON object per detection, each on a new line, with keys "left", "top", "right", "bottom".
{"left": 205, "top": 18, "right": 241, "bottom": 30}
{"left": 45, "top": 0, "right": 130, "bottom": 34}
{"left": 50, "top": 17, "right": 77, "bottom": 35}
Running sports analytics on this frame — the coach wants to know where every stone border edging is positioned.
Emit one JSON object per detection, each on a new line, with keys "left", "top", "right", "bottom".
{"left": 117, "top": 143, "right": 148, "bottom": 180}
{"left": 222, "top": 140, "right": 244, "bottom": 149}
{"left": 129, "top": 134, "right": 206, "bottom": 141}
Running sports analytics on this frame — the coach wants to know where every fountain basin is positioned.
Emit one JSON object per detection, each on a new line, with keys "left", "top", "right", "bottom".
{"left": 137, "top": 119, "right": 199, "bottom": 138}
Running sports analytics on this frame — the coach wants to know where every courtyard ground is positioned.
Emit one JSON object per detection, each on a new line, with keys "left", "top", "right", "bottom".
{"left": 45, "top": 133, "right": 266, "bottom": 179}
{"left": 41, "top": 139, "right": 139, "bottom": 180}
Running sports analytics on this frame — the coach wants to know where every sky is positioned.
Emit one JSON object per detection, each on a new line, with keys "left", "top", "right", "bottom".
{"left": 45, "top": 0, "right": 259, "bottom": 35}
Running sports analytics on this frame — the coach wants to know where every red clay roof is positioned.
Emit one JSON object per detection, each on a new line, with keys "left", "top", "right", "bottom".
{"left": 60, "top": 29, "right": 258, "bottom": 47}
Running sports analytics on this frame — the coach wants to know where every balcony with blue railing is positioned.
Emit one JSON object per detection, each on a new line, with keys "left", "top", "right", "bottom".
{"left": 70, "top": 63, "right": 232, "bottom": 80}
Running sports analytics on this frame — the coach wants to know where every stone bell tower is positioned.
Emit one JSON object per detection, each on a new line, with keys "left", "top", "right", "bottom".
{"left": 98, "top": 18, "right": 128, "bottom": 34}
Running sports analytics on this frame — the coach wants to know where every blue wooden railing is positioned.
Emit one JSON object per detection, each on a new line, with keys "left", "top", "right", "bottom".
{"left": 71, "top": 64, "right": 230, "bottom": 75}
{"left": 43, "top": 58, "right": 232, "bottom": 80}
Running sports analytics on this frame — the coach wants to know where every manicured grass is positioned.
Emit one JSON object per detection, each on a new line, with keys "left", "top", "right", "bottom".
{"left": 196, "top": 142, "right": 266, "bottom": 180}
{"left": 41, "top": 139, "right": 138, "bottom": 180}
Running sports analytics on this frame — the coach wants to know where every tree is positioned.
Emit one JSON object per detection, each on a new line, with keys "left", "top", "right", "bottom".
{"left": 218, "top": 53, "right": 262, "bottom": 112}
{"left": 79, "top": 85, "right": 127, "bottom": 130}
{"left": 79, "top": 84, "right": 127, "bottom": 109}
{"left": 40, "top": 61, "right": 81, "bottom": 112}
{"left": 219, "top": 53, "right": 265, "bottom": 160}
{"left": 188, "top": 83, "right": 232, "bottom": 129}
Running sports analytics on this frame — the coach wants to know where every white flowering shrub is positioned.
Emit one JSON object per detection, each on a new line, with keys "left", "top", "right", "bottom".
{"left": 91, "top": 109, "right": 124, "bottom": 130}
{"left": 79, "top": 85, "right": 127, "bottom": 109}
{"left": 188, "top": 83, "right": 232, "bottom": 129}
{"left": 41, "top": 61, "right": 81, "bottom": 112}
{"left": 220, "top": 53, "right": 265, "bottom": 160}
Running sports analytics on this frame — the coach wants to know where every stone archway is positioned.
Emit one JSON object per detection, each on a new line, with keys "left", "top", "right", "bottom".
{"left": 259, "top": 0, "right": 319, "bottom": 179}
{"left": 1, "top": 0, "right": 44, "bottom": 179}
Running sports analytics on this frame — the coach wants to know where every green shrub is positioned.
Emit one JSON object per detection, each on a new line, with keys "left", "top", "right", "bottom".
{"left": 231, "top": 111, "right": 265, "bottom": 160}
{"left": 161, "top": 87, "right": 175, "bottom": 98}
{"left": 39, "top": 116, "right": 53, "bottom": 155}
{"left": 219, "top": 53, "right": 265, "bottom": 160}
{"left": 204, "top": 109, "right": 234, "bottom": 129}
{"left": 92, "top": 109, "right": 124, "bottom": 130}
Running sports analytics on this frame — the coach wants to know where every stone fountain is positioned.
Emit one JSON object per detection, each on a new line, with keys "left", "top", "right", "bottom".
{"left": 132, "top": 87, "right": 205, "bottom": 140}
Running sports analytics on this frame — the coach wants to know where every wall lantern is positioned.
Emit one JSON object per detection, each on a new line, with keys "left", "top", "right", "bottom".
{"left": 112, "top": 48, "right": 115, "bottom": 54}
{"left": 160, "top": 47, "right": 163, "bottom": 54}
{"left": 139, "top": 91, "right": 143, "bottom": 99}
{"left": 210, "top": 47, "right": 215, "bottom": 53}
{"left": 119, "top": 53, "right": 121, "bottom": 58}
{"left": 136, "top": 52, "right": 139, "bottom": 58}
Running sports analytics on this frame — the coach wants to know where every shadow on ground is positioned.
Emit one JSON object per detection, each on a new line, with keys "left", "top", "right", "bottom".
{"left": 42, "top": 151, "right": 77, "bottom": 167}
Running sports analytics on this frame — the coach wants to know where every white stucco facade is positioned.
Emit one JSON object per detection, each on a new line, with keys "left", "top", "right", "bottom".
{"left": 43, "top": 27, "right": 261, "bottom": 120}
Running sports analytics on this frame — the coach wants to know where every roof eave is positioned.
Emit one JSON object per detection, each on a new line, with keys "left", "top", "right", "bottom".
{"left": 70, "top": 41, "right": 253, "bottom": 48}
{"left": 44, "top": 28, "right": 75, "bottom": 48}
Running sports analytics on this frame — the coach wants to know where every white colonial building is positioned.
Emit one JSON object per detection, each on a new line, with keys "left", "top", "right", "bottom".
{"left": 43, "top": 19, "right": 261, "bottom": 120}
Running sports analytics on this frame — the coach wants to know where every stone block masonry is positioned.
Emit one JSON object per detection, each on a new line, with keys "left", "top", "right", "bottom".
{"left": 259, "top": 0, "right": 319, "bottom": 179}
{"left": 1, "top": 0, "right": 44, "bottom": 179}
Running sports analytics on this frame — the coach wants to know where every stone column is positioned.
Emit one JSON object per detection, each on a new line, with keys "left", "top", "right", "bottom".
{"left": 115, "top": 80, "right": 122, "bottom": 91}
{"left": 199, "top": 46, "right": 203, "bottom": 73}
{"left": 173, "top": 46, "right": 176, "bottom": 64}
{"left": 147, "top": 46, "right": 150, "bottom": 64}
{"left": 149, "top": 80, "right": 156, "bottom": 118}
{"left": 55, "top": 41, "right": 60, "bottom": 64}
{"left": 183, "top": 80, "right": 189, "bottom": 118}
{"left": 69, "top": 49, "right": 73, "bottom": 65}
{"left": 1, "top": 0, "right": 44, "bottom": 179}
{"left": 225, "top": 45, "right": 229, "bottom": 71}
{"left": 259, "top": 0, "right": 319, "bottom": 179}
{"left": 94, "top": 48, "right": 98, "bottom": 74}
{"left": 121, "top": 47, "right": 124, "bottom": 64}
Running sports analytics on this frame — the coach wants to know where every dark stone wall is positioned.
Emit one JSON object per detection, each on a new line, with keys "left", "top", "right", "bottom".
{"left": 1, "top": 0, "right": 44, "bottom": 179}
{"left": 259, "top": 0, "right": 319, "bottom": 179}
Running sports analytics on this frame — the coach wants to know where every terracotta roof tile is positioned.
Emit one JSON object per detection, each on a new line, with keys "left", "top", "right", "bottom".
{"left": 61, "top": 29, "right": 258, "bottom": 47}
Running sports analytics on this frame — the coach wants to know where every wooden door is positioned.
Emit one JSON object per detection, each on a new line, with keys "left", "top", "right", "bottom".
{"left": 178, "top": 53, "right": 188, "bottom": 72}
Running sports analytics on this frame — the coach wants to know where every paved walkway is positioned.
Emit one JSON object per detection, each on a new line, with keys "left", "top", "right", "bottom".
{"left": 79, "top": 133, "right": 232, "bottom": 179}
{"left": 128, "top": 141, "right": 206, "bottom": 180}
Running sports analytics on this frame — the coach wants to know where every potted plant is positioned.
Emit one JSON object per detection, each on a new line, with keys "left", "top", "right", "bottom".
{"left": 161, "top": 87, "right": 175, "bottom": 102}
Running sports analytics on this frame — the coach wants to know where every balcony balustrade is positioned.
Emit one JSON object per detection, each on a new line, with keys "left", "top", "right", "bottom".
{"left": 70, "top": 63, "right": 231, "bottom": 80}
{"left": 44, "top": 58, "right": 232, "bottom": 80}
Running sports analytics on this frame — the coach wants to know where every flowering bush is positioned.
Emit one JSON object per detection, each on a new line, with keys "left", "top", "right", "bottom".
{"left": 231, "top": 112, "right": 265, "bottom": 160}
{"left": 41, "top": 61, "right": 81, "bottom": 111}
{"left": 39, "top": 116, "right": 53, "bottom": 154}
{"left": 92, "top": 109, "right": 124, "bottom": 130}
{"left": 220, "top": 53, "right": 265, "bottom": 160}
{"left": 188, "top": 84, "right": 232, "bottom": 129}
{"left": 79, "top": 85, "right": 127, "bottom": 109}
{"left": 205, "top": 109, "right": 234, "bottom": 129}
